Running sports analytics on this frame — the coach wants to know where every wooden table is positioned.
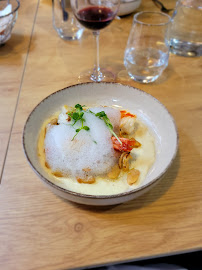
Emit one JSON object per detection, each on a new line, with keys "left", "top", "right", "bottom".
{"left": 0, "top": 0, "right": 39, "bottom": 176}
{"left": 0, "top": 0, "right": 201, "bottom": 269}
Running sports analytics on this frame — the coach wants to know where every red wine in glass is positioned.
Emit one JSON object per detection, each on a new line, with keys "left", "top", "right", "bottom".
{"left": 71, "top": 0, "right": 120, "bottom": 82}
{"left": 77, "top": 6, "right": 114, "bottom": 31}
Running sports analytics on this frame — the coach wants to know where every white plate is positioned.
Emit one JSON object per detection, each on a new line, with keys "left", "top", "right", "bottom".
{"left": 23, "top": 83, "right": 178, "bottom": 206}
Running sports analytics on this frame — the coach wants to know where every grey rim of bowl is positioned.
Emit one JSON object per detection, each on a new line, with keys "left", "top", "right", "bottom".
{"left": 22, "top": 82, "right": 179, "bottom": 200}
{"left": 0, "top": 0, "right": 20, "bottom": 19}
{"left": 133, "top": 11, "right": 171, "bottom": 26}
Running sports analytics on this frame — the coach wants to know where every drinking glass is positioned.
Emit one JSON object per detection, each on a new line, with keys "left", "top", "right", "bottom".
{"left": 52, "top": 0, "right": 84, "bottom": 40}
{"left": 170, "top": 0, "right": 202, "bottom": 57}
{"left": 0, "top": 0, "right": 20, "bottom": 46}
{"left": 71, "top": 0, "right": 120, "bottom": 82}
{"left": 124, "top": 11, "right": 171, "bottom": 83}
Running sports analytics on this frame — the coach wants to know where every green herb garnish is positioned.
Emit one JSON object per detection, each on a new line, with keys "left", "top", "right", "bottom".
{"left": 68, "top": 104, "right": 90, "bottom": 140}
{"left": 68, "top": 105, "right": 121, "bottom": 144}
{"left": 89, "top": 110, "right": 122, "bottom": 145}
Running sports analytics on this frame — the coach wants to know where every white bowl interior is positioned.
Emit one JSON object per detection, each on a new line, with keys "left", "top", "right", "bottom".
{"left": 23, "top": 83, "right": 178, "bottom": 197}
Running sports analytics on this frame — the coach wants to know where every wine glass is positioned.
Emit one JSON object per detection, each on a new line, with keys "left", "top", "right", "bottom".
{"left": 71, "top": 0, "right": 120, "bottom": 82}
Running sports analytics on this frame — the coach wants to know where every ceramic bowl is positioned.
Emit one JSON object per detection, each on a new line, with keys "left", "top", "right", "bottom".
{"left": 23, "top": 83, "right": 178, "bottom": 206}
{"left": 0, "top": 0, "right": 20, "bottom": 45}
{"left": 118, "top": 0, "right": 141, "bottom": 16}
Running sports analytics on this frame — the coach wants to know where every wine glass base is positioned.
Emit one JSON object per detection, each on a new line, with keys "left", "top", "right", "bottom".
{"left": 78, "top": 68, "right": 116, "bottom": 83}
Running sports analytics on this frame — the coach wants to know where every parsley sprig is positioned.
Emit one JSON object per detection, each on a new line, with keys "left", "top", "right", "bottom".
{"left": 68, "top": 104, "right": 90, "bottom": 140}
{"left": 89, "top": 110, "right": 122, "bottom": 145}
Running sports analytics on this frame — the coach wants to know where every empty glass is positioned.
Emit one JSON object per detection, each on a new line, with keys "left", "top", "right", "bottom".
{"left": 170, "top": 0, "right": 202, "bottom": 57}
{"left": 52, "top": 0, "right": 84, "bottom": 40}
{"left": 124, "top": 11, "right": 171, "bottom": 83}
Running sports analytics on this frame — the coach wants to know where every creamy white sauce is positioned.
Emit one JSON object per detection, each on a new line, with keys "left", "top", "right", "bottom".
{"left": 38, "top": 107, "right": 155, "bottom": 195}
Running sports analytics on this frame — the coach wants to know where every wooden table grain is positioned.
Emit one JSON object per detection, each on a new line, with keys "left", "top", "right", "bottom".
{"left": 0, "top": 0, "right": 39, "bottom": 177}
{"left": 0, "top": 0, "right": 201, "bottom": 269}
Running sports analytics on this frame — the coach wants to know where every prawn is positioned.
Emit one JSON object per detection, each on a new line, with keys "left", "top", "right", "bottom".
{"left": 120, "top": 110, "right": 137, "bottom": 135}
{"left": 111, "top": 137, "right": 141, "bottom": 152}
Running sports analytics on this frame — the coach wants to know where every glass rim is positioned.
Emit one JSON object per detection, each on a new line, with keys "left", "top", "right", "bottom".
{"left": 133, "top": 11, "right": 171, "bottom": 26}
{"left": 0, "top": 0, "right": 20, "bottom": 19}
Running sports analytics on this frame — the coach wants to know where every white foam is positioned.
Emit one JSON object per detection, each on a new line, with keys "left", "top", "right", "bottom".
{"left": 89, "top": 106, "right": 121, "bottom": 132}
{"left": 57, "top": 106, "right": 69, "bottom": 125}
{"left": 44, "top": 108, "right": 121, "bottom": 179}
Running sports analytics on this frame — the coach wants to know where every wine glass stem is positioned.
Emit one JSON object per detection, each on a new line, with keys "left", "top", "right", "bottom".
{"left": 91, "top": 31, "right": 103, "bottom": 82}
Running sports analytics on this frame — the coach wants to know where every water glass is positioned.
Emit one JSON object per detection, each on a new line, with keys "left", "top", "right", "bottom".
{"left": 52, "top": 0, "right": 84, "bottom": 40}
{"left": 170, "top": 0, "right": 202, "bottom": 57}
{"left": 124, "top": 11, "right": 171, "bottom": 83}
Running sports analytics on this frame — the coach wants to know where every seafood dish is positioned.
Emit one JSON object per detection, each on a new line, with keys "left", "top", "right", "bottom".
{"left": 37, "top": 104, "right": 155, "bottom": 195}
